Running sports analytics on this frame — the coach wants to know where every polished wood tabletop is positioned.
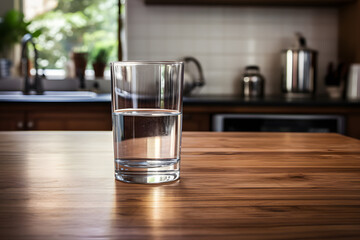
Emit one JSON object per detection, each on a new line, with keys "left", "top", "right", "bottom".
{"left": 0, "top": 131, "right": 360, "bottom": 240}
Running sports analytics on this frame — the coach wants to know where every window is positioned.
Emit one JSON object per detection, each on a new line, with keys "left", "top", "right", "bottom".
{"left": 23, "top": 0, "right": 119, "bottom": 78}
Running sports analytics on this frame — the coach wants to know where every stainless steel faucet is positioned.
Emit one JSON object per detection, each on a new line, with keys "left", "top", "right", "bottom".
{"left": 21, "top": 33, "right": 43, "bottom": 95}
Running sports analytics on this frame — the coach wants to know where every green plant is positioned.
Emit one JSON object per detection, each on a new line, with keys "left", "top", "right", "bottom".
{"left": 92, "top": 47, "right": 111, "bottom": 65}
{"left": 0, "top": 9, "right": 41, "bottom": 58}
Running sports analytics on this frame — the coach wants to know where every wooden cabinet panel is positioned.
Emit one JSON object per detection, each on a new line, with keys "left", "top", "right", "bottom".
{"left": 0, "top": 103, "right": 359, "bottom": 138}
{"left": 0, "top": 103, "right": 112, "bottom": 131}
{"left": 32, "top": 119, "right": 65, "bottom": 130}
{"left": 347, "top": 114, "right": 360, "bottom": 139}
{"left": 339, "top": 1, "right": 360, "bottom": 63}
{"left": 183, "top": 105, "right": 360, "bottom": 138}
{"left": 67, "top": 119, "right": 111, "bottom": 130}
{"left": 183, "top": 113, "right": 210, "bottom": 131}
{"left": 28, "top": 110, "right": 111, "bottom": 131}
{"left": 0, "top": 112, "right": 26, "bottom": 130}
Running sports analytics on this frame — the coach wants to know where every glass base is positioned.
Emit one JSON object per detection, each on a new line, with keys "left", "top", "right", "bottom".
{"left": 114, "top": 159, "right": 180, "bottom": 184}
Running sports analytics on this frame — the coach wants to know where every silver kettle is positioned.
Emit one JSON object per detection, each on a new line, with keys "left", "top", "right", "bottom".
{"left": 281, "top": 33, "right": 317, "bottom": 96}
{"left": 241, "top": 65, "right": 265, "bottom": 98}
{"left": 181, "top": 56, "right": 205, "bottom": 96}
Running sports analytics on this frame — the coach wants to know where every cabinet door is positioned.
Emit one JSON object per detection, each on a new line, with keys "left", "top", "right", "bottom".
{"left": 0, "top": 112, "right": 26, "bottom": 130}
{"left": 183, "top": 113, "right": 210, "bottom": 131}
{"left": 347, "top": 114, "right": 360, "bottom": 139}
{"left": 27, "top": 111, "right": 112, "bottom": 131}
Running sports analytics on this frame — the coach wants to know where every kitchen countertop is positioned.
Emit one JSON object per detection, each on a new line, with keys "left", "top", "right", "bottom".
{"left": 1, "top": 92, "right": 360, "bottom": 106}
{"left": 0, "top": 92, "right": 111, "bottom": 103}
{"left": 184, "top": 95, "right": 360, "bottom": 106}
{"left": 0, "top": 131, "right": 359, "bottom": 239}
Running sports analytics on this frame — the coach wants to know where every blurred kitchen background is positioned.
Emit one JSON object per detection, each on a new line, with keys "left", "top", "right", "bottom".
{"left": 0, "top": 0, "right": 359, "bottom": 138}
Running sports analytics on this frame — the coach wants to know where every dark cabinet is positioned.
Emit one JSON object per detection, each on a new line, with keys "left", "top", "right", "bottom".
{"left": 183, "top": 113, "right": 210, "bottom": 131}
{"left": 0, "top": 103, "right": 209, "bottom": 131}
{"left": 0, "top": 103, "right": 112, "bottom": 131}
{"left": 27, "top": 111, "right": 111, "bottom": 130}
{"left": 346, "top": 114, "right": 360, "bottom": 139}
{"left": 1, "top": 102, "right": 359, "bottom": 139}
{"left": 0, "top": 112, "right": 26, "bottom": 130}
{"left": 183, "top": 105, "right": 360, "bottom": 139}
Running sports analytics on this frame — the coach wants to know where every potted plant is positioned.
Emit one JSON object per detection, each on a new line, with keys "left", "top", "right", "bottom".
{"left": 0, "top": 9, "right": 41, "bottom": 78}
{"left": 92, "top": 48, "right": 110, "bottom": 78}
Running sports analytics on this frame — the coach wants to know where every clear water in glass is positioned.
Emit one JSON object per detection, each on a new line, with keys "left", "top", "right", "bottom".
{"left": 113, "top": 108, "right": 182, "bottom": 184}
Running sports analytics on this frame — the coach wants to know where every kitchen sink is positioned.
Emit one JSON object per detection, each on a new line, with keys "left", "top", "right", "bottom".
{"left": 0, "top": 91, "right": 97, "bottom": 100}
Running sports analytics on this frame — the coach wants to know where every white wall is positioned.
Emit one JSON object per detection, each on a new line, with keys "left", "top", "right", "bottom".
{"left": 126, "top": 0, "right": 338, "bottom": 96}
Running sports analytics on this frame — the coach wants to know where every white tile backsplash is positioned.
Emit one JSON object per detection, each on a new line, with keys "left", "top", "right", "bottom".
{"left": 126, "top": 0, "right": 338, "bottom": 96}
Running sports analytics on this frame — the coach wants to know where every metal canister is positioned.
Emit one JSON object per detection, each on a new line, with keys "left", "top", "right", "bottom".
{"left": 281, "top": 34, "right": 317, "bottom": 96}
{"left": 241, "top": 65, "right": 265, "bottom": 98}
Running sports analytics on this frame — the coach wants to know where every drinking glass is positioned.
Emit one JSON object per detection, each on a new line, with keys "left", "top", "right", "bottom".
{"left": 111, "top": 61, "right": 184, "bottom": 184}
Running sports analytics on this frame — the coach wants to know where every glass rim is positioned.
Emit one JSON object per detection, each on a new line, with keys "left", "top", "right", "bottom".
{"left": 110, "top": 60, "right": 184, "bottom": 66}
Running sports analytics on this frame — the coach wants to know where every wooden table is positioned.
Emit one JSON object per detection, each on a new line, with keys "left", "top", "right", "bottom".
{"left": 0, "top": 132, "right": 360, "bottom": 239}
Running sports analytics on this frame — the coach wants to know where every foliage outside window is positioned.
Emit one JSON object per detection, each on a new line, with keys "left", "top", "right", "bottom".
{"left": 24, "top": 0, "right": 118, "bottom": 70}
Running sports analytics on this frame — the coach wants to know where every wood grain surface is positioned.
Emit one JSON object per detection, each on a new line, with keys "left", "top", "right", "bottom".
{"left": 0, "top": 132, "right": 360, "bottom": 239}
